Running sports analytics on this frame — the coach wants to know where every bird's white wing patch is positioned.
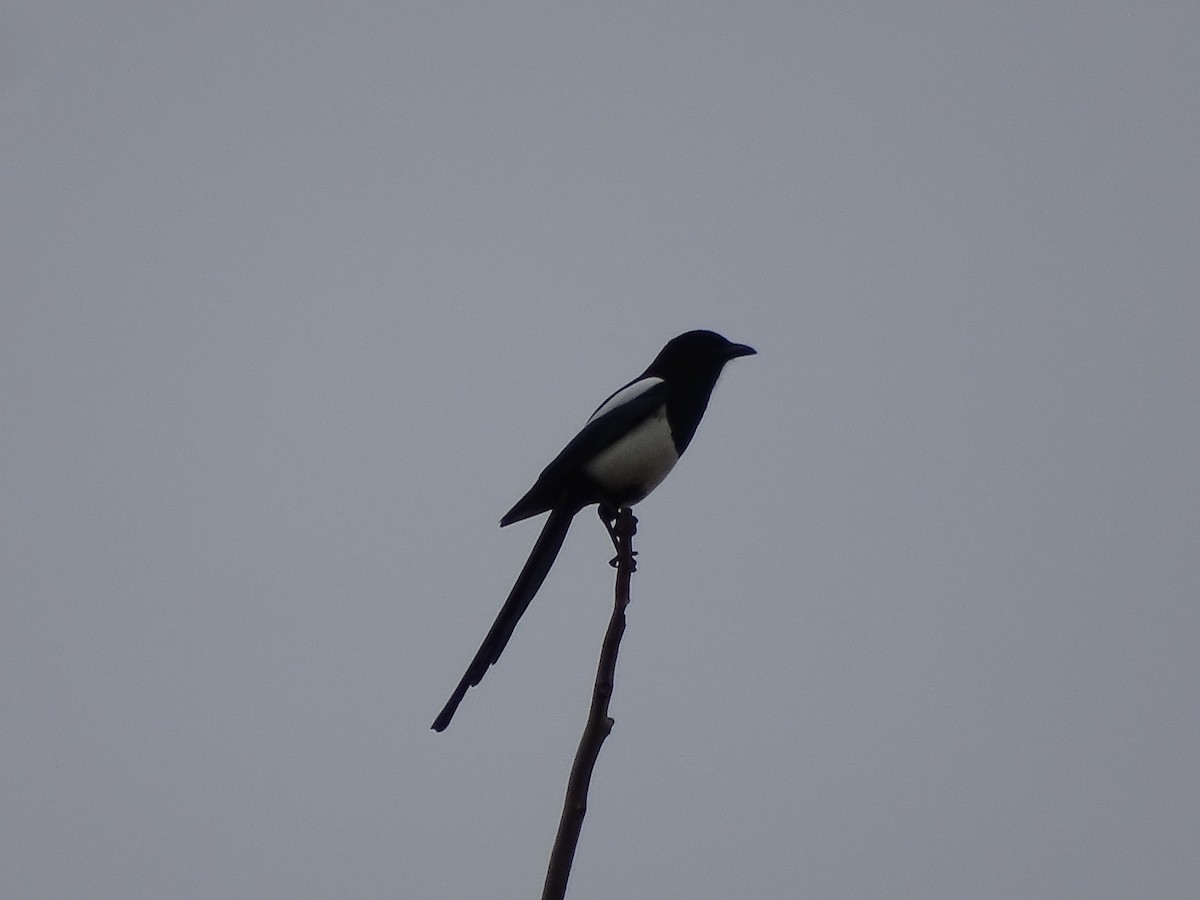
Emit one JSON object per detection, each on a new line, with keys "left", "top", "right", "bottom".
{"left": 587, "top": 376, "right": 664, "bottom": 423}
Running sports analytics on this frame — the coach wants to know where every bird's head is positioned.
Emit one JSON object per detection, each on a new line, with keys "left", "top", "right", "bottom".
{"left": 646, "top": 329, "right": 756, "bottom": 378}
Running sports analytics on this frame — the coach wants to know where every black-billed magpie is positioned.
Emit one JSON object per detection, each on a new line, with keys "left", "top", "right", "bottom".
{"left": 432, "top": 329, "right": 755, "bottom": 731}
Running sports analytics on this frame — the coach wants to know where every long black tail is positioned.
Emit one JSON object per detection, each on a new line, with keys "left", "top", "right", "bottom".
{"left": 432, "top": 500, "right": 581, "bottom": 731}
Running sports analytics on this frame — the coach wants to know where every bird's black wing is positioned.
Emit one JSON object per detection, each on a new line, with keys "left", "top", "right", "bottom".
{"left": 499, "top": 379, "right": 669, "bottom": 526}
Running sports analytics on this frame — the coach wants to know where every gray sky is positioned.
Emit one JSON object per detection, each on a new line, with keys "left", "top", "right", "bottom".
{"left": 3, "top": 3, "right": 1198, "bottom": 898}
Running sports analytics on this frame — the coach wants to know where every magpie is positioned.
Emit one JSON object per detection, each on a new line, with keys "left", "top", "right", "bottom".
{"left": 432, "top": 329, "right": 755, "bottom": 731}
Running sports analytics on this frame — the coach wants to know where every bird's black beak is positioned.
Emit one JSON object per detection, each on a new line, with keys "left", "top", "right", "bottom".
{"left": 724, "top": 342, "right": 756, "bottom": 359}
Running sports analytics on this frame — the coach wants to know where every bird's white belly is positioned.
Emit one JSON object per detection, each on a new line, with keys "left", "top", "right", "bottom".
{"left": 583, "top": 405, "right": 678, "bottom": 503}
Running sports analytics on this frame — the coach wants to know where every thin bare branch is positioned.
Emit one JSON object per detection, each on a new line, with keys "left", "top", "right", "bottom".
{"left": 541, "top": 508, "right": 637, "bottom": 900}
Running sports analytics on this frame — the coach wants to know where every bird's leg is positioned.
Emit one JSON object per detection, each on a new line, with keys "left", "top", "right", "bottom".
{"left": 598, "top": 504, "right": 637, "bottom": 570}
{"left": 598, "top": 503, "right": 620, "bottom": 553}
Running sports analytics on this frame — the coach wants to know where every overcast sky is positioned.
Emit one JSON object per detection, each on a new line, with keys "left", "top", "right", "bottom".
{"left": 3, "top": 3, "right": 1198, "bottom": 898}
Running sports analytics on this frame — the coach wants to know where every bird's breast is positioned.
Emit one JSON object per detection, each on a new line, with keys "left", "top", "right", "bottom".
{"left": 583, "top": 405, "right": 679, "bottom": 504}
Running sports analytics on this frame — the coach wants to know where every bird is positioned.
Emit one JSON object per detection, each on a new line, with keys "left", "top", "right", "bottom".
{"left": 432, "top": 329, "right": 755, "bottom": 731}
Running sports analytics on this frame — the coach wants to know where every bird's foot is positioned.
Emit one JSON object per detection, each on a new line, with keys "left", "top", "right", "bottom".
{"left": 608, "top": 549, "right": 638, "bottom": 571}
{"left": 599, "top": 505, "right": 637, "bottom": 570}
